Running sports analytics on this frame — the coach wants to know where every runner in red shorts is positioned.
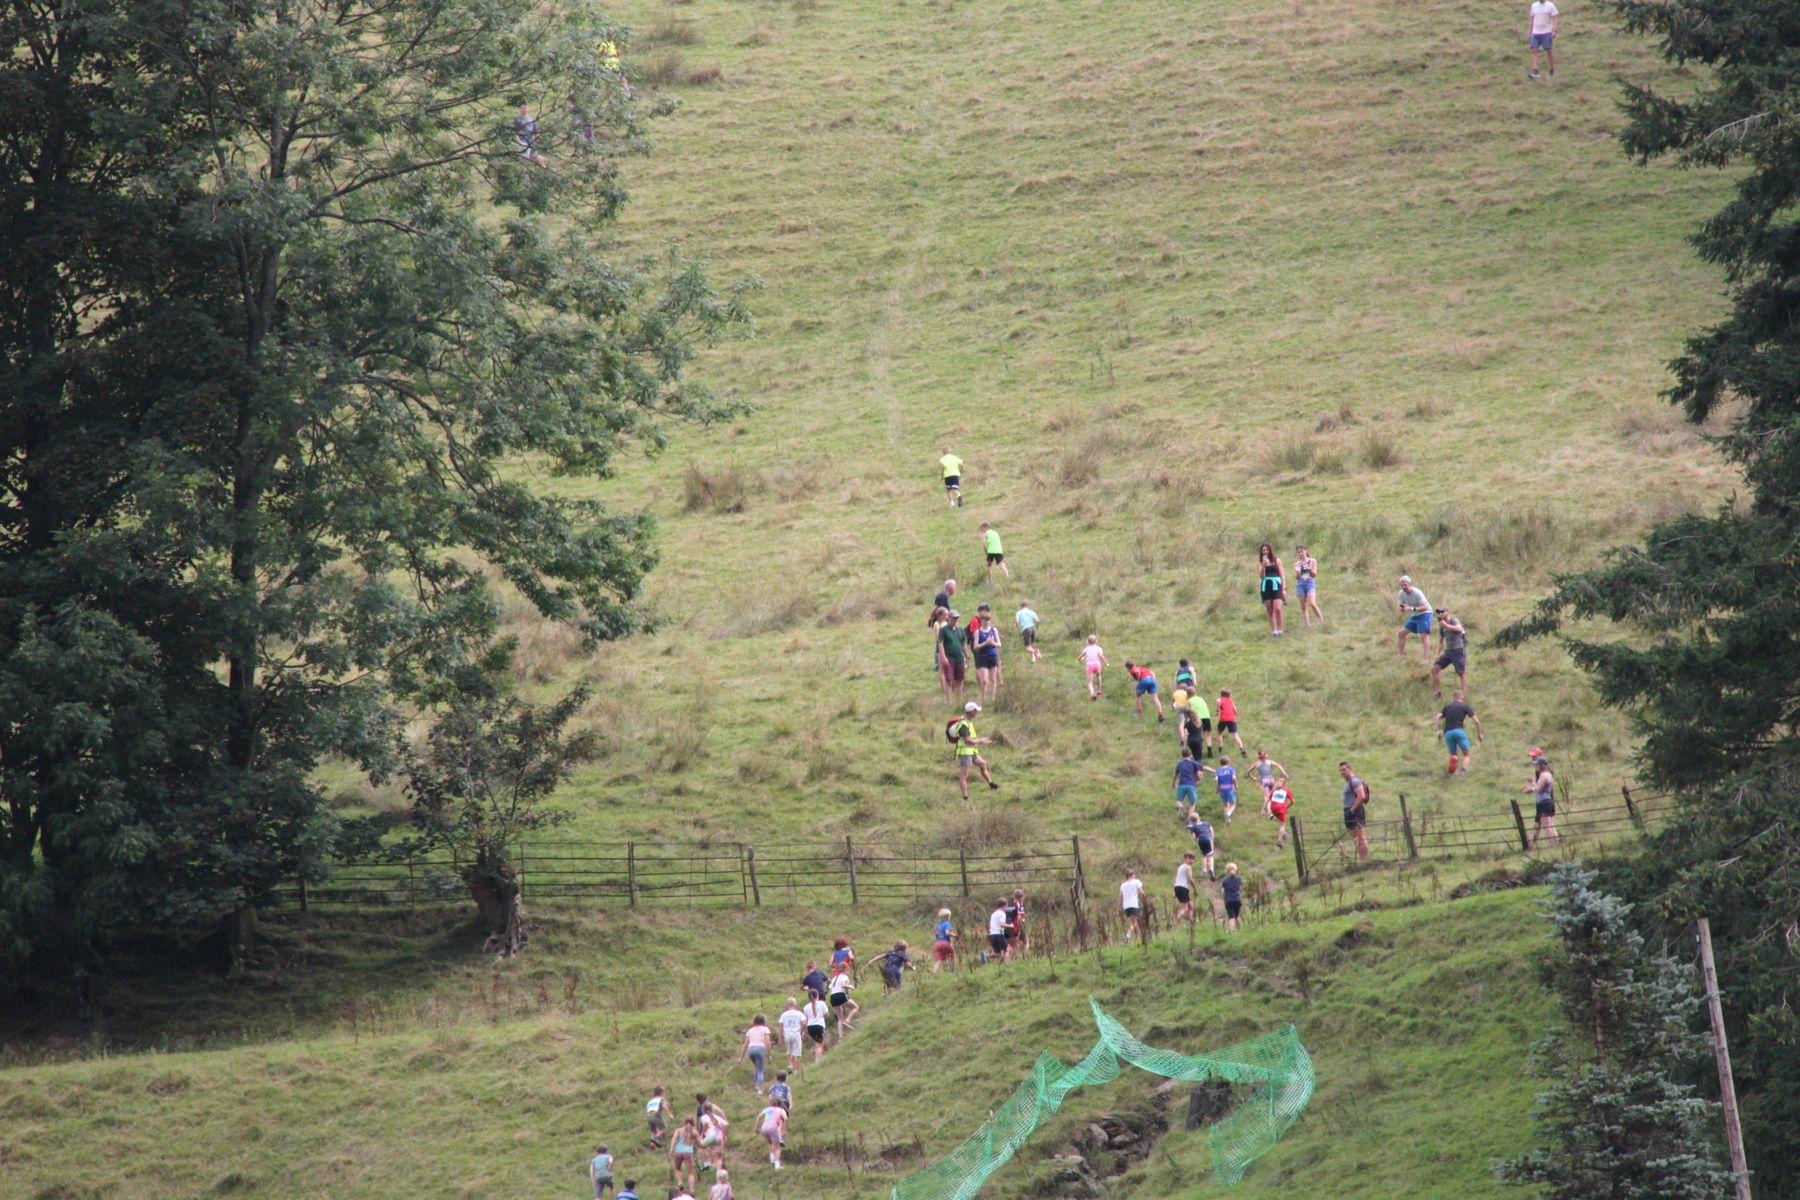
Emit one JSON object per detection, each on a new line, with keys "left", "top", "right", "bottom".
{"left": 1267, "top": 782, "right": 1294, "bottom": 848}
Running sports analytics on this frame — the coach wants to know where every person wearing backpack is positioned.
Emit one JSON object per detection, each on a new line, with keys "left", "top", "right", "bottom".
{"left": 948, "top": 701, "right": 998, "bottom": 799}
{"left": 1339, "top": 761, "right": 1371, "bottom": 861}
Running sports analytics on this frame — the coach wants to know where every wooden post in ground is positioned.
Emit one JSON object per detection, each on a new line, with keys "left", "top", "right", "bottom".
{"left": 1071, "top": 835, "right": 1087, "bottom": 905}
{"left": 1699, "top": 918, "right": 1753, "bottom": 1200}
{"left": 746, "top": 845, "right": 761, "bottom": 907}
{"left": 298, "top": 875, "right": 308, "bottom": 914}
{"left": 1398, "top": 793, "right": 1418, "bottom": 860}
{"left": 627, "top": 842, "right": 637, "bottom": 908}
{"left": 845, "top": 835, "right": 859, "bottom": 904}
{"left": 1509, "top": 800, "right": 1531, "bottom": 852}
{"left": 1621, "top": 783, "right": 1641, "bottom": 827}
{"left": 959, "top": 848, "right": 970, "bottom": 898}
{"left": 1290, "top": 816, "right": 1307, "bottom": 884}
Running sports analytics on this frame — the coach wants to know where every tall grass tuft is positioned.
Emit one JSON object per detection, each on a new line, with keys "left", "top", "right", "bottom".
{"left": 1355, "top": 429, "right": 1404, "bottom": 469}
{"left": 682, "top": 460, "right": 757, "bottom": 513}
{"left": 1263, "top": 434, "right": 1318, "bottom": 474}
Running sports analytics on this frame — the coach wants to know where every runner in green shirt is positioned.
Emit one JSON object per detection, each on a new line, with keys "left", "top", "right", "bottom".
{"left": 980, "top": 522, "right": 1010, "bottom": 584}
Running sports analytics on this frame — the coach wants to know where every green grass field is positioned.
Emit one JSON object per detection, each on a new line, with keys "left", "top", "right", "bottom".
{"left": 2, "top": 0, "right": 1741, "bottom": 1193}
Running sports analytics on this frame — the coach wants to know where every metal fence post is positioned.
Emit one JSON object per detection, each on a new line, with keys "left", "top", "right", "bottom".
{"left": 1509, "top": 800, "right": 1531, "bottom": 852}
{"left": 845, "top": 835, "right": 859, "bottom": 904}
{"left": 1291, "top": 817, "right": 1307, "bottom": 884}
{"left": 959, "top": 849, "right": 970, "bottom": 898}
{"left": 747, "top": 845, "right": 761, "bottom": 907}
{"left": 627, "top": 842, "right": 637, "bottom": 908}
{"left": 1398, "top": 793, "right": 1418, "bottom": 860}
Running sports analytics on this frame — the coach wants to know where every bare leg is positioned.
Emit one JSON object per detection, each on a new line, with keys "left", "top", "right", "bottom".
{"left": 957, "top": 763, "right": 970, "bottom": 801}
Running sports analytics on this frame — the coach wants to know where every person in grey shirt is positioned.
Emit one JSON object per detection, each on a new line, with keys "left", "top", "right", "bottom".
{"left": 1339, "top": 760, "right": 1370, "bottom": 861}
{"left": 1396, "top": 574, "right": 1434, "bottom": 662}
{"left": 1431, "top": 607, "right": 1468, "bottom": 695}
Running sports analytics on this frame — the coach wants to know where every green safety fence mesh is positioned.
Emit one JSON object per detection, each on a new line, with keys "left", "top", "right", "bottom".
{"left": 889, "top": 1000, "right": 1314, "bottom": 1200}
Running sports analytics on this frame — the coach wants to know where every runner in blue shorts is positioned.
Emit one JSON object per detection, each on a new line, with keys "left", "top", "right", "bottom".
{"left": 1126, "top": 662, "right": 1165, "bottom": 722}
{"left": 1201, "top": 756, "right": 1238, "bottom": 824}
{"left": 1396, "top": 574, "right": 1434, "bottom": 663}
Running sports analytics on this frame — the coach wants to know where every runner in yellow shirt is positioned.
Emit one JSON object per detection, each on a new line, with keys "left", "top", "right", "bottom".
{"left": 938, "top": 448, "right": 964, "bottom": 508}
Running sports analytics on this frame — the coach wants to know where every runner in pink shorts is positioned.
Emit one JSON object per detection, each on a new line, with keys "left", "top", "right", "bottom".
{"left": 1079, "top": 635, "right": 1107, "bottom": 701}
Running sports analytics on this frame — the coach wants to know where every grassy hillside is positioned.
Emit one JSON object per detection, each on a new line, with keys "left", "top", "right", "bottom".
{"left": 302, "top": 0, "right": 1742, "bottom": 908}
{"left": 2, "top": 889, "right": 1553, "bottom": 1200}
{"left": 3, "top": 0, "right": 1739, "bottom": 1195}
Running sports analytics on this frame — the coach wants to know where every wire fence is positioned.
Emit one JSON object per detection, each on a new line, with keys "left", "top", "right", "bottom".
{"left": 273, "top": 836, "right": 1090, "bottom": 912}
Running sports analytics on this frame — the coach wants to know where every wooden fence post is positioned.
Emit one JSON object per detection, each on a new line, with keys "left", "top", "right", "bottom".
{"left": 1071, "top": 835, "right": 1087, "bottom": 905}
{"left": 1621, "top": 784, "right": 1641, "bottom": 827}
{"left": 407, "top": 856, "right": 416, "bottom": 910}
{"left": 746, "top": 845, "right": 761, "bottom": 907}
{"left": 1398, "top": 793, "right": 1418, "bottom": 860}
{"left": 959, "top": 849, "right": 970, "bottom": 898}
{"left": 627, "top": 842, "right": 637, "bottom": 908}
{"left": 845, "top": 835, "right": 859, "bottom": 904}
{"left": 298, "top": 875, "right": 308, "bottom": 914}
{"left": 1291, "top": 817, "right": 1307, "bottom": 884}
{"left": 1509, "top": 800, "right": 1531, "bottom": 852}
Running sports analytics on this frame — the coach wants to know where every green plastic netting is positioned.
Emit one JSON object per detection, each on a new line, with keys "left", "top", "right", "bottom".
{"left": 889, "top": 1000, "right": 1314, "bottom": 1200}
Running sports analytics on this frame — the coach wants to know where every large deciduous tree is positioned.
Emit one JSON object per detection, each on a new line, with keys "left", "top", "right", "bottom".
{"left": 1, "top": 0, "right": 752, "bottom": 976}
{"left": 1500, "top": 0, "right": 1800, "bottom": 1188}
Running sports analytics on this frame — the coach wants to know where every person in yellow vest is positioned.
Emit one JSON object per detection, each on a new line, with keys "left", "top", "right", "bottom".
{"left": 598, "top": 37, "right": 631, "bottom": 99}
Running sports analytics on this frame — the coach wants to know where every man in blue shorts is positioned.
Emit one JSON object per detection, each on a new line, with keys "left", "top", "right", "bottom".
{"left": 1396, "top": 574, "right": 1434, "bottom": 662}
{"left": 1435, "top": 691, "right": 1483, "bottom": 775}
{"left": 1172, "top": 746, "right": 1202, "bottom": 819}
{"left": 1526, "top": 0, "right": 1558, "bottom": 78}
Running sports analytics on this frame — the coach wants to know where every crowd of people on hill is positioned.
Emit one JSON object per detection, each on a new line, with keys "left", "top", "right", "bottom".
{"left": 930, "top": 450, "right": 1564, "bottom": 938}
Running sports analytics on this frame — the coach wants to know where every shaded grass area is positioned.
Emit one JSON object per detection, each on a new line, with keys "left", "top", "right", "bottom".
{"left": 1, "top": 890, "right": 1551, "bottom": 1200}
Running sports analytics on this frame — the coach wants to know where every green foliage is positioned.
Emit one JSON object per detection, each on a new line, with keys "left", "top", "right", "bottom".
{"left": 0, "top": 0, "right": 752, "bottom": 974}
{"left": 1494, "top": 865, "right": 1729, "bottom": 1200}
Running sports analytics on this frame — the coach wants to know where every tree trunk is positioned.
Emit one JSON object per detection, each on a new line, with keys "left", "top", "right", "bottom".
{"left": 468, "top": 869, "right": 527, "bottom": 958}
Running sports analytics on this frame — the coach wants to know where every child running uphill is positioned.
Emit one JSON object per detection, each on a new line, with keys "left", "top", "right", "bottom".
{"left": 1267, "top": 781, "right": 1294, "bottom": 848}
{"left": 801, "top": 993, "right": 830, "bottom": 1062}
{"left": 880, "top": 941, "right": 913, "bottom": 992}
{"left": 777, "top": 999, "right": 806, "bottom": 1072}
{"left": 1222, "top": 863, "right": 1243, "bottom": 931}
{"left": 932, "top": 908, "right": 957, "bottom": 972}
{"left": 1014, "top": 602, "right": 1043, "bottom": 664}
{"left": 1120, "top": 868, "right": 1145, "bottom": 942}
{"left": 980, "top": 522, "right": 1010, "bottom": 584}
{"left": 645, "top": 1085, "right": 670, "bottom": 1149}
{"left": 1125, "top": 661, "right": 1165, "bottom": 722}
{"left": 1216, "top": 690, "right": 1245, "bottom": 752}
{"left": 1172, "top": 746, "right": 1203, "bottom": 819}
{"left": 589, "top": 1145, "right": 615, "bottom": 1198}
{"left": 1079, "top": 636, "right": 1107, "bottom": 700}
{"left": 827, "top": 965, "right": 858, "bottom": 1036}
{"left": 1174, "top": 852, "right": 1197, "bottom": 923}
{"left": 759, "top": 1102, "right": 790, "bottom": 1169}
{"left": 1201, "top": 756, "right": 1239, "bottom": 824}
{"left": 1186, "top": 810, "right": 1217, "bottom": 879}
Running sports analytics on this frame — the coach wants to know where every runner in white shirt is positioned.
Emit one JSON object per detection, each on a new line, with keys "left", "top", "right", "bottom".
{"left": 1119, "top": 869, "right": 1145, "bottom": 942}
{"left": 800, "top": 996, "right": 830, "bottom": 1063}
{"left": 827, "top": 969, "right": 858, "bottom": 1037}
{"left": 1173, "top": 854, "right": 1197, "bottom": 924}
{"left": 1526, "top": 0, "right": 1558, "bottom": 79}
{"left": 776, "top": 997, "right": 807, "bottom": 1072}
{"left": 986, "top": 899, "right": 1010, "bottom": 961}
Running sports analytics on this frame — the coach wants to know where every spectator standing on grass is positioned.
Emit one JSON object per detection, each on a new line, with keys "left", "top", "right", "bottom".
{"left": 987, "top": 898, "right": 1010, "bottom": 962}
{"left": 1222, "top": 863, "right": 1243, "bottom": 931}
{"left": 590, "top": 1145, "right": 616, "bottom": 1198}
{"left": 1217, "top": 689, "right": 1245, "bottom": 752}
{"left": 972, "top": 606, "right": 1003, "bottom": 702}
{"left": 1014, "top": 601, "right": 1043, "bottom": 664}
{"left": 514, "top": 103, "right": 546, "bottom": 165}
{"left": 933, "top": 907, "right": 957, "bottom": 972}
{"left": 740, "top": 1015, "right": 772, "bottom": 1095}
{"left": 1430, "top": 608, "right": 1470, "bottom": 695}
{"left": 1396, "top": 575, "right": 1434, "bottom": 662}
{"left": 1295, "top": 546, "right": 1323, "bottom": 625}
{"left": 1436, "top": 691, "right": 1483, "bottom": 775}
{"left": 1525, "top": 752, "right": 1560, "bottom": 848}
{"left": 1173, "top": 745, "right": 1203, "bottom": 819}
{"left": 1258, "top": 543, "right": 1286, "bottom": 637}
{"left": 1339, "top": 761, "right": 1371, "bottom": 861}
{"left": 1186, "top": 810, "right": 1217, "bottom": 879}
{"left": 1079, "top": 635, "right": 1108, "bottom": 701}
{"left": 1526, "top": 0, "right": 1558, "bottom": 78}
{"left": 1120, "top": 868, "right": 1145, "bottom": 942}
{"left": 937, "top": 610, "right": 967, "bottom": 702}
{"left": 1174, "top": 852, "right": 1197, "bottom": 923}
{"left": 801, "top": 993, "right": 829, "bottom": 1062}
{"left": 951, "top": 701, "right": 999, "bottom": 799}
{"left": 939, "top": 448, "right": 964, "bottom": 507}
{"left": 934, "top": 579, "right": 957, "bottom": 611}
{"left": 776, "top": 999, "right": 805, "bottom": 1073}
{"left": 980, "top": 522, "right": 1011, "bottom": 584}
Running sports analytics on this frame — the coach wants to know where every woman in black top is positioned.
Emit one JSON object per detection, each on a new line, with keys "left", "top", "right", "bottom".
{"left": 1257, "top": 543, "right": 1286, "bottom": 637}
